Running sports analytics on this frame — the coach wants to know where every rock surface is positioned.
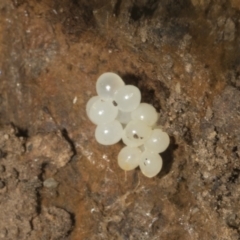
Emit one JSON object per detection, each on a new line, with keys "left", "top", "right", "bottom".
{"left": 0, "top": 125, "right": 72, "bottom": 239}
{"left": 0, "top": 0, "right": 240, "bottom": 239}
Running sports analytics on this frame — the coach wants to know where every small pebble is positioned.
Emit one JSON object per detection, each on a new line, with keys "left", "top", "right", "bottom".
{"left": 73, "top": 96, "right": 77, "bottom": 104}
{"left": 3, "top": 134, "right": 9, "bottom": 140}
{"left": 0, "top": 228, "right": 7, "bottom": 238}
{"left": 43, "top": 178, "right": 59, "bottom": 188}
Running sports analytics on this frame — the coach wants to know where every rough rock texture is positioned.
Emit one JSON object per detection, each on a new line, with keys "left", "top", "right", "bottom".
{"left": 26, "top": 131, "right": 73, "bottom": 169}
{"left": 0, "top": 125, "right": 73, "bottom": 240}
{"left": 0, "top": 0, "right": 240, "bottom": 239}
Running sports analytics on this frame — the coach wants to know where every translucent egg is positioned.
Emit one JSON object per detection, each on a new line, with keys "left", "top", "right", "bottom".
{"left": 122, "top": 120, "right": 152, "bottom": 147}
{"left": 118, "top": 146, "right": 141, "bottom": 171}
{"left": 131, "top": 103, "right": 159, "bottom": 126}
{"left": 116, "top": 110, "right": 132, "bottom": 124}
{"left": 139, "top": 150, "right": 163, "bottom": 178}
{"left": 113, "top": 85, "right": 141, "bottom": 112}
{"left": 86, "top": 96, "right": 100, "bottom": 124}
{"left": 88, "top": 98, "right": 118, "bottom": 125}
{"left": 95, "top": 120, "right": 123, "bottom": 145}
{"left": 144, "top": 129, "right": 170, "bottom": 153}
{"left": 96, "top": 72, "right": 125, "bottom": 100}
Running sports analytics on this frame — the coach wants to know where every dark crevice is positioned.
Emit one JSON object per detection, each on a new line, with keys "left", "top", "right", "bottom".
{"left": 227, "top": 223, "right": 239, "bottom": 232}
{"left": 42, "top": 106, "right": 51, "bottom": 115}
{"left": 113, "top": 0, "right": 122, "bottom": 17}
{"left": 35, "top": 188, "right": 42, "bottom": 215}
{"left": 122, "top": 73, "right": 162, "bottom": 112}
{"left": 66, "top": 211, "right": 76, "bottom": 236}
{"left": 211, "top": 177, "right": 222, "bottom": 194}
{"left": 10, "top": 123, "right": 28, "bottom": 152}
{"left": 216, "top": 194, "right": 222, "bottom": 211}
{"left": 12, "top": 124, "right": 29, "bottom": 138}
{"left": 61, "top": 0, "right": 95, "bottom": 41}
{"left": 35, "top": 162, "right": 49, "bottom": 215}
{"left": 212, "top": 127, "right": 220, "bottom": 155}
{"left": 38, "top": 162, "right": 49, "bottom": 182}
{"left": 232, "top": 146, "right": 238, "bottom": 152}
{"left": 0, "top": 149, "right": 7, "bottom": 159}
{"left": 12, "top": 0, "right": 26, "bottom": 8}
{"left": 139, "top": 87, "right": 160, "bottom": 112}
{"left": 12, "top": 168, "right": 19, "bottom": 179}
{"left": 182, "top": 127, "right": 193, "bottom": 145}
{"left": 232, "top": 146, "right": 239, "bottom": 158}
{"left": 130, "top": 0, "right": 160, "bottom": 21}
{"left": 130, "top": 5, "right": 144, "bottom": 21}
{"left": 61, "top": 128, "right": 77, "bottom": 156}
{"left": 144, "top": 0, "right": 160, "bottom": 17}
{"left": 157, "top": 136, "right": 178, "bottom": 178}
{"left": 29, "top": 217, "right": 34, "bottom": 231}
{"left": 228, "top": 168, "right": 240, "bottom": 184}
{"left": 122, "top": 73, "right": 141, "bottom": 86}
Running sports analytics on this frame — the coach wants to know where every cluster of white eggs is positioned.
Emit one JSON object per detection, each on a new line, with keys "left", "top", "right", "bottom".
{"left": 86, "top": 72, "right": 170, "bottom": 178}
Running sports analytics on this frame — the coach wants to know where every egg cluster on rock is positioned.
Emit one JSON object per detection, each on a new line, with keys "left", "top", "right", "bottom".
{"left": 86, "top": 72, "right": 170, "bottom": 178}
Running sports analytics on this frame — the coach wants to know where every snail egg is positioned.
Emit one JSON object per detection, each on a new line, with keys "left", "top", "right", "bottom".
{"left": 122, "top": 120, "right": 152, "bottom": 147}
{"left": 88, "top": 98, "right": 118, "bottom": 125}
{"left": 131, "top": 103, "right": 159, "bottom": 126}
{"left": 95, "top": 120, "right": 123, "bottom": 145}
{"left": 144, "top": 129, "right": 170, "bottom": 153}
{"left": 96, "top": 72, "right": 125, "bottom": 100}
{"left": 113, "top": 85, "right": 141, "bottom": 112}
{"left": 86, "top": 96, "right": 100, "bottom": 124}
{"left": 118, "top": 146, "right": 141, "bottom": 171}
{"left": 116, "top": 110, "right": 132, "bottom": 125}
{"left": 139, "top": 150, "right": 163, "bottom": 178}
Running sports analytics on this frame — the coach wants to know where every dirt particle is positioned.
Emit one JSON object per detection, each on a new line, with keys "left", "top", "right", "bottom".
{"left": 133, "top": 134, "right": 139, "bottom": 139}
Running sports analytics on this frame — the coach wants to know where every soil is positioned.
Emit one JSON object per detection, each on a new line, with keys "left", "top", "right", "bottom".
{"left": 0, "top": 0, "right": 240, "bottom": 239}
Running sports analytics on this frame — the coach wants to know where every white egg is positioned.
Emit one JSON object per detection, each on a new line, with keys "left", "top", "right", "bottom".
{"left": 95, "top": 120, "right": 123, "bottom": 145}
{"left": 122, "top": 120, "right": 152, "bottom": 147}
{"left": 116, "top": 110, "right": 132, "bottom": 124}
{"left": 118, "top": 146, "right": 141, "bottom": 171}
{"left": 139, "top": 150, "right": 163, "bottom": 178}
{"left": 86, "top": 72, "right": 168, "bottom": 177}
{"left": 131, "top": 103, "right": 158, "bottom": 126}
{"left": 113, "top": 85, "right": 141, "bottom": 112}
{"left": 88, "top": 98, "right": 118, "bottom": 125}
{"left": 144, "top": 129, "right": 170, "bottom": 153}
{"left": 96, "top": 72, "right": 125, "bottom": 100}
{"left": 86, "top": 96, "right": 100, "bottom": 124}
{"left": 122, "top": 129, "right": 139, "bottom": 147}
